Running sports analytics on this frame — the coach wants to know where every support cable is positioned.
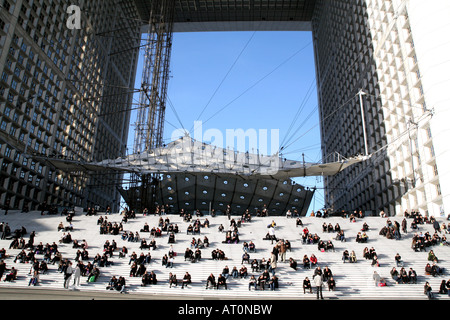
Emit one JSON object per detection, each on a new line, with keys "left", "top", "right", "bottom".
{"left": 190, "top": 30, "right": 259, "bottom": 133}
{"left": 200, "top": 41, "right": 313, "bottom": 127}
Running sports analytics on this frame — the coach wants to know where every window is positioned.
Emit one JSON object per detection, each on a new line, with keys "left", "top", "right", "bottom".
{"left": 17, "top": 54, "right": 24, "bottom": 65}
{"left": 0, "top": 120, "right": 8, "bottom": 131}
{"left": 4, "top": 106, "right": 11, "bottom": 117}
{"left": 5, "top": 146, "right": 12, "bottom": 158}
{"left": 1, "top": 71, "right": 8, "bottom": 82}
{"left": 11, "top": 79, "right": 18, "bottom": 90}
{"left": 3, "top": 1, "right": 11, "bottom": 11}
{"left": 1, "top": 162, "right": 9, "bottom": 172}
{"left": 5, "top": 59, "right": 11, "bottom": 70}
{"left": 426, "top": 127, "right": 432, "bottom": 139}
{"left": 9, "top": 126, "right": 16, "bottom": 136}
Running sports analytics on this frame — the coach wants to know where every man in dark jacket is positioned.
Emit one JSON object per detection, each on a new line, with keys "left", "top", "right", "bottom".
{"left": 182, "top": 272, "right": 191, "bottom": 288}
{"left": 433, "top": 220, "right": 441, "bottom": 233}
{"left": 206, "top": 273, "right": 216, "bottom": 289}
{"left": 0, "top": 260, "right": 6, "bottom": 280}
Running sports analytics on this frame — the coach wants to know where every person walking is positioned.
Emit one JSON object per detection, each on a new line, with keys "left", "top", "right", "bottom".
{"left": 4, "top": 200, "right": 10, "bottom": 215}
{"left": 64, "top": 261, "right": 73, "bottom": 289}
{"left": 433, "top": 219, "right": 441, "bottom": 234}
{"left": 313, "top": 273, "right": 324, "bottom": 299}
{"left": 279, "top": 240, "right": 287, "bottom": 263}
{"left": 268, "top": 226, "right": 276, "bottom": 244}
{"left": 0, "top": 260, "right": 6, "bottom": 280}
{"left": 401, "top": 218, "right": 407, "bottom": 234}
{"left": 73, "top": 264, "right": 81, "bottom": 287}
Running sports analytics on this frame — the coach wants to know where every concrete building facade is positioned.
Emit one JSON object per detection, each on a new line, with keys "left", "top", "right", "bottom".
{"left": 312, "top": 0, "right": 450, "bottom": 216}
{"left": 0, "top": 0, "right": 141, "bottom": 211}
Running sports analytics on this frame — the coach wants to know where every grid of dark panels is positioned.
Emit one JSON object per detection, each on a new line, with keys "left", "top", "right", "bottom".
{"left": 156, "top": 173, "right": 314, "bottom": 216}
{"left": 135, "top": 0, "right": 317, "bottom": 23}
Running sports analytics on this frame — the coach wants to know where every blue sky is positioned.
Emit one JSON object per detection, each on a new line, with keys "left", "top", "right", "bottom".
{"left": 129, "top": 31, "right": 325, "bottom": 214}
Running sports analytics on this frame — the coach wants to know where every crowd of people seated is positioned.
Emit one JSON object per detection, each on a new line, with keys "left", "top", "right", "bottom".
{"left": 206, "top": 273, "right": 229, "bottom": 290}
{"left": 85, "top": 207, "right": 98, "bottom": 216}
{"left": 301, "top": 227, "right": 321, "bottom": 245}
{"left": 242, "top": 241, "right": 256, "bottom": 253}
{"left": 1, "top": 224, "right": 27, "bottom": 241}
{"left": 425, "top": 262, "right": 444, "bottom": 277}
{"left": 379, "top": 218, "right": 402, "bottom": 240}
{"left": 59, "top": 233, "right": 72, "bottom": 244}
{"left": 240, "top": 209, "right": 253, "bottom": 223}
{"left": 220, "top": 218, "right": 241, "bottom": 244}
{"left": 341, "top": 249, "right": 357, "bottom": 263}
{"left": 141, "top": 271, "right": 157, "bottom": 286}
{"left": 93, "top": 251, "right": 114, "bottom": 267}
{"left": 106, "top": 275, "right": 126, "bottom": 293}
{"left": 139, "top": 238, "right": 157, "bottom": 250}
{"left": 355, "top": 232, "right": 369, "bottom": 243}
{"left": 121, "top": 208, "right": 136, "bottom": 223}
{"left": 317, "top": 240, "right": 334, "bottom": 252}
{"left": 57, "top": 222, "right": 73, "bottom": 232}
{"left": 412, "top": 230, "right": 449, "bottom": 252}
{"left": 98, "top": 217, "right": 122, "bottom": 235}
{"left": 362, "top": 246, "right": 381, "bottom": 267}
{"left": 390, "top": 266, "right": 418, "bottom": 284}
{"left": 3, "top": 203, "right": 450, "bottom": 299}
{"left": 321, "top": 222, "right": 342, "bottom": 233}
{"left": 183, "top": 246, "right": 202, "bottom": 263}
{"left": 211, "top": 248, "right": 226, "bottom": 260}
{"left": 223, "top": 231, "right": 239, "bottom": 244}
{"left": 406, "top": 210, "right": 427, "bottom": 224}
{"left": 246, "top": 269, "right": 278, "bottom": 291}
{"left": 335, "top": 230, "right": 346, "bottom": 242}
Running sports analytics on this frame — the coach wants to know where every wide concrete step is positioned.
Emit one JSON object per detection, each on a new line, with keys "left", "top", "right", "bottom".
{"left": 0, "top": 210, "right": 449, "bottom": 299}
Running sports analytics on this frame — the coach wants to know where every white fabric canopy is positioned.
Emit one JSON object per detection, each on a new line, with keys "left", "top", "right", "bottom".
{"left": 43, "top": 136, "right": 368, "bottom": 179}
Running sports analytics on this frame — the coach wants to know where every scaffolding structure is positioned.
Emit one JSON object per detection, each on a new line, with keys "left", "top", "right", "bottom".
{"left": 127, "top": 0, "right": 175, "bottom": 212}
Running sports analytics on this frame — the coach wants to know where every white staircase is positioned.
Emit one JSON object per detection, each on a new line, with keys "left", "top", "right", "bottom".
{"left": 0, "top": 210, "right": 449, "bottom": 299}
